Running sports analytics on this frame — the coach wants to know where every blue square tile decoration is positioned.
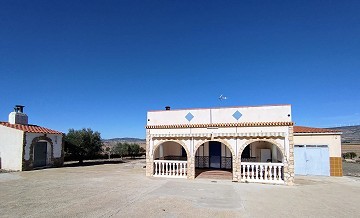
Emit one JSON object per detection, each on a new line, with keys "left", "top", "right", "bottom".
{"left": 185, "top": 112, "right": 194, "bottom": 122}
{"left": 232, "top": 110, "right": 242, "bottom": 120}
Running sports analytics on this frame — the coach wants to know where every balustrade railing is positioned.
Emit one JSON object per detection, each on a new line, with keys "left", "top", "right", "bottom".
{"left": 241, "top": 162, "right": 284, "bottom": 184}
{"left": 154, "top": 160, "right": 187, "bottom": 178}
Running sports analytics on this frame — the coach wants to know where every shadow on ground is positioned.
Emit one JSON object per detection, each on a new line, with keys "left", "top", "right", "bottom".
{"left": 63, "top": 160, "right": 127, "bottom": 168}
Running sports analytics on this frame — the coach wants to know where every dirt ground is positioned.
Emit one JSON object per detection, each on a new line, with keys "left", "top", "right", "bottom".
{"left": 342, "top": 161, "right": 360, "bottom": 177}
{"left": 0, "top": 159, "right": 359, "bottom": 218}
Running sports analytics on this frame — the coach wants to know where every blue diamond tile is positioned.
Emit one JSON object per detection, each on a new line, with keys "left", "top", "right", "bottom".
{"left": 232, "top": 110, "right": 242, "bottom": 120}
{"left": 185, "top": 112, "right": 194, "bottom": 122}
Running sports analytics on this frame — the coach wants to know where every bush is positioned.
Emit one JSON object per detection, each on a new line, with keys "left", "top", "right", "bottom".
{"left": 342, "top": 152, "right": 357, "bottom": 159}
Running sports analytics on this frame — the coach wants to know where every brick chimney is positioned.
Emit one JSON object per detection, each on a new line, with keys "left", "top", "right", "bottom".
{"left": 9, "top": 105, "right": 28, "bottom": 125}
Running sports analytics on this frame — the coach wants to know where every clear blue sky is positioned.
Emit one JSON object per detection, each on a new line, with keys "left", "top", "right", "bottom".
{"left": 1, "top": 1, "right": 359, "bottom": 139}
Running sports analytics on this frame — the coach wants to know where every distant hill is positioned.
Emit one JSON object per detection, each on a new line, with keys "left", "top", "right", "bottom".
{"left": 329, "top": 125, "right": 360, "bottom": 143}
{"left": 103, "top": 137, "right": 145, "bottom": 143}
{"left": 102, "top": 137, "right": 146, "bottom": 148}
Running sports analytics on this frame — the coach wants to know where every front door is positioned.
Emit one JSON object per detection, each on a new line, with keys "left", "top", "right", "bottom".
{"left": 209, "top": 141, "right": 221, "bottom": 168}
{"left": 34, "top": 142, "right": 47, "bottom": 168}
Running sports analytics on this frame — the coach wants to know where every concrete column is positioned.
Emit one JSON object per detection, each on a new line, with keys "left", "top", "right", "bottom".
{"left": 284, "top": 126, "right": 295, "bottom": 185}
{"left": 232, "top": 156, "right": 240, "bottom": 181}
{"left": 145, "top": 130, "right": 153, "bottom": 177}
{"left": 188, "top": 155, "right": 195, "bottom": 179}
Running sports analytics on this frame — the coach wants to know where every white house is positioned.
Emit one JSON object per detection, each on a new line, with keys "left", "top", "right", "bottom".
{"left": 0, "top": 105, "right": 64, "bottom": 171}
{"left": 145, "top": 105, "right": 342, "bottom": 185}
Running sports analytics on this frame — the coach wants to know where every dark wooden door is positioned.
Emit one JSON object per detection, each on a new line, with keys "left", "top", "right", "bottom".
{"left": 34, "top": 142, "right": 47, "bottom": 167}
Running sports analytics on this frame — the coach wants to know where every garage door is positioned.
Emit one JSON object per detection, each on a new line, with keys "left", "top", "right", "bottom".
{"left": 294, "top": 145, "right": 330, "bottom": 176}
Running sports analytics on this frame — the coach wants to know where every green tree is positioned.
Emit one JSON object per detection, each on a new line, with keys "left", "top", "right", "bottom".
{"left": 113, "top": 142, "right": 129, "bottom": 159}
{"left": 128, "top": 143, "right": 140, "bottom": 159}
{"left": 64, "top": 128, "right": 103, "bottom": 163}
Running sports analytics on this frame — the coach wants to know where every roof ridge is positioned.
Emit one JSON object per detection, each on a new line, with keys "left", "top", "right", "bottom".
{"left": 294, "top": 125, "right": 341, "bottom": 133}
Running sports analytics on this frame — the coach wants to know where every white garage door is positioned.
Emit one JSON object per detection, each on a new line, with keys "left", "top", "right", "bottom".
{"left": 294, "top": 145, "right": 330, "bottom": 176}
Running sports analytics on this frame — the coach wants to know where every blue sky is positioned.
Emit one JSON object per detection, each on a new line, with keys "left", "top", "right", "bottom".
{"left": 1, "top": 0, "right": 359, "bottom": 139}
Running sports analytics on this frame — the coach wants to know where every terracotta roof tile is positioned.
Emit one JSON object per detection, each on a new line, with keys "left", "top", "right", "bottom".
{"left": 294, "top": 126, "right": 341, "bottom": 134}
{"left": 0, "top": 122, "right": 63, "bottom": 134}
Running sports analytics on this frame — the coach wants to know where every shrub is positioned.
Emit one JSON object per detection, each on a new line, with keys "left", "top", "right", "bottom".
{"left": 342, "top": 152, "right": 357, "bottom": 159}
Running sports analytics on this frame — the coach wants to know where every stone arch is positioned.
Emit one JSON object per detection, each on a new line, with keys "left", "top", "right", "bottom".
{"left": 238, "top": 138, "right": 285, "bottom": 161}
{"left": 237, "top": 138, "right": 290, "bottom": 183}
{"left": 29, "top": 135, "right": 54, "bottom": 169}
{"left": 193, "top": 138, "right": 237, "bottom": 181}
{"left": 150, "top": 139, "right": 192, "bottom": 179}
{"left": 194, "top": 138, "right": 235, "bottom": 158}
{"left": 153, "top": 139, "right": 190, "bottom": 159}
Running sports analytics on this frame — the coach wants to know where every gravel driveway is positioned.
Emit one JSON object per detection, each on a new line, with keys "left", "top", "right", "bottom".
{"left": 0, "top": 159, "right": 359, "bottom": 218}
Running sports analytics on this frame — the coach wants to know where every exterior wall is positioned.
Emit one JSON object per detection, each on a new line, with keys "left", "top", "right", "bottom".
{"left": 293, "top": 134, "right": 342, "bottom": 157}
{"left": 148, "top": 105, "right": 291, "bottom": 125}
{"left": 23, "top": 133, "right": 64, "bottom": 170}
{"left": 293, "top": 133, "right": 342, "bottom": 176}
{"left": 0, "top": 126, "right": 24, "bottom": 171}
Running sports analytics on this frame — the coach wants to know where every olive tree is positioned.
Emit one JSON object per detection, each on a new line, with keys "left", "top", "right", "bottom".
{"left": 64, "top": 128, "right": 103, "bottom": 163}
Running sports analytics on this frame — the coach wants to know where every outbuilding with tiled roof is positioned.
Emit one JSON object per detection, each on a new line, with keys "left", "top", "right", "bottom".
{"left": 293, "top": 126, "right": 343, "bottom": 176}
{"left": 0, "top": 105, "right": 64, "bottom": 171}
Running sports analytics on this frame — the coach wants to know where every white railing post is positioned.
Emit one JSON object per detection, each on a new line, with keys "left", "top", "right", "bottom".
{"left": 155, "top": 162, "right": 158, "bottom": 176}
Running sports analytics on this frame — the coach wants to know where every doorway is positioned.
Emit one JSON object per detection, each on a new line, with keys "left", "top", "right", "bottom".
{"left": 34, "top": 142, "right": 47, "bottom": 168}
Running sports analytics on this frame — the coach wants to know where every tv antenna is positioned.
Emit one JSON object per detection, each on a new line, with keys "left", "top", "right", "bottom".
{"left": 218, "top": 94, "right": 228, "bottom": 101}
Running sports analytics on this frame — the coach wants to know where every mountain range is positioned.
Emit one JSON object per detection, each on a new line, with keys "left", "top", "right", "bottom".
{"left": 329, "top": 125, "right": 360, "bottom": 143}
{"left": 102, "top": 137, "right": 146, "bottom": 148}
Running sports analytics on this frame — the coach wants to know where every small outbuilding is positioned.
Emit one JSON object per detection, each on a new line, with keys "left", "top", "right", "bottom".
{"left": 0, "top": 105, "right": 64, "bottom": 171}
{"left": 293, "top": 126, "right": 342, "bottom": 176}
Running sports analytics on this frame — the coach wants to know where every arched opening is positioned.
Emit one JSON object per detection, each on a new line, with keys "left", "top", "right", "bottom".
{"left": 195, "top": 140, "right": 233, "bottom": 179}
{"left": 31, "top": 136, "right": 54, "bottom": 169}
{"left": 239, "top": 140, "right": 284, "bottom": 183}
{"left": 153, "top": 141, "right": 188, "bottom": 161}
{"left": 241, "top": 140, "right": 283, "bottom": 163}
{"left": 153, "top": 141, "right": 188, "bottom": 177}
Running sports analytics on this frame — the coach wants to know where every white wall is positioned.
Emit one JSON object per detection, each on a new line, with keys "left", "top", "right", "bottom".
{"left": 25, "top": 133, "right": 63, "bottom": 165}
{"left": 0, "top": 126, "right": 24, "bottom": 171}
{"left": 149, "top": 125, "right": 289, "bottom": 135}
{"left": 293, "top": 134, "right": 341, "bottom": 157}
{"left": 154, "top": 141, "right": 183, "bottom": 159}
{"left": 244, "top": 141, "right": 282, "bottom": 162}
{"left": 148, "top": 105, "right": 292, "bottom": 126}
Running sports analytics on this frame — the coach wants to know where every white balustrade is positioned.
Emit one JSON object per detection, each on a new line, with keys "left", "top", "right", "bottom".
{"left": 241, "top": 162, "right": 284, "bottom": 184}
{"left": 154, "top": 160, "right": 187, "bottom": 178}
